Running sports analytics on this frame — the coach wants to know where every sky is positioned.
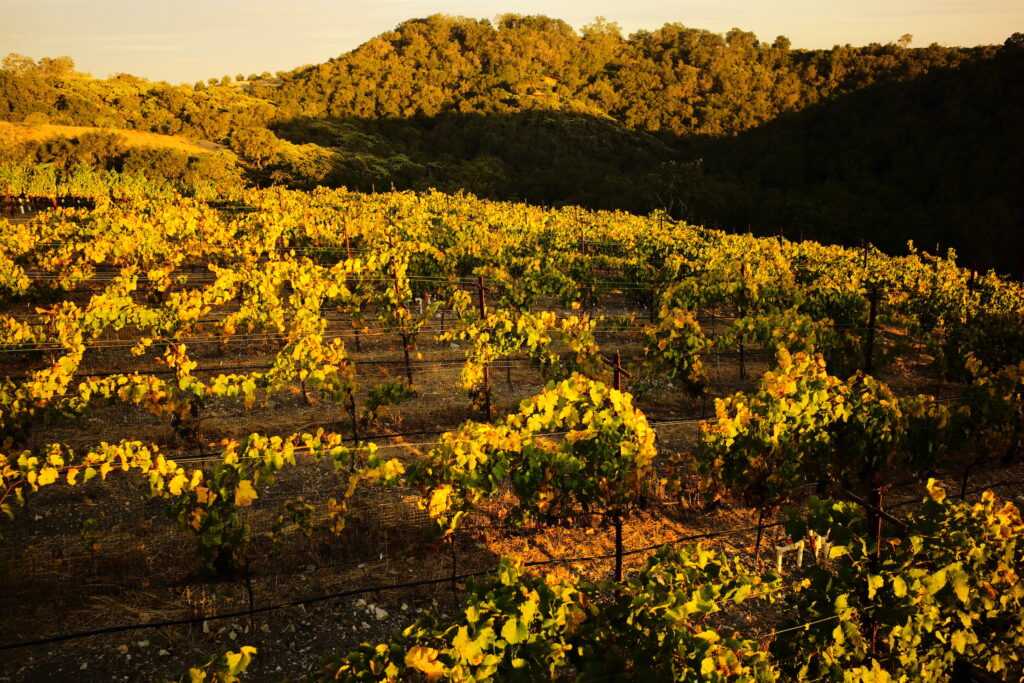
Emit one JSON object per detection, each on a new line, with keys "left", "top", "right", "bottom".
{"left": 2, "top": 0, "right": 1021, "bottom": 83}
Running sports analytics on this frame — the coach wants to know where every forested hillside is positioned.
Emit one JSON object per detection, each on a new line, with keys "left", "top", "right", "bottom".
{"left": 2, "top": 17, "right": 1022, "bottom": 271}
{"left": 258, "top": 16, "right": 984, "bottom": 135}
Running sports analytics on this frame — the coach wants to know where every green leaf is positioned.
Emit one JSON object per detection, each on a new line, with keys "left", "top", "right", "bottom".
{"left": 695, "top": 630, "right": 721, "bottom": 643}
{"left": 501, "top": 617, "right": 527, "bottom": 645}
{"left": 732, "top": 584, "right": 752, "bottom": 604}
{"left": 828, "top": 545, "right": 849, "bottom": 559}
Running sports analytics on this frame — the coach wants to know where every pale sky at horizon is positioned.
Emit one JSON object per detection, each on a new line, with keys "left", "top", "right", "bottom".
{"left": 2, "top": 0, "right": 1021, "bottom": 83}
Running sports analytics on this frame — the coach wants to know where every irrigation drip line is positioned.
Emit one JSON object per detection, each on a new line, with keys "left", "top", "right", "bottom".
{"left": 0, "top": 326, "right": 895, "bottom": 373}
{"left": 0, "top": 327, "right": 892, "bottom": 361}
{"left": 0, "top": 311, "right": 912, "bottom": 354}
{"left": 766, "top": 614, "right": 842, "bottom": 638}
{"left": 0, "top": 571, "right": 493, "bottom": 652}
{"left": 22, "top": 274, "right": 663, "bottom": 292}
{"left": 6, "top": 467, "right": 1009, "bottom": 582}
{"left": 19, "top": 266, "right": 951, "bottom": 306}
{"left": 0, "top": 485, "right": 721, "bottom": 560}
{"left": 0, "top": 516, "right": 790, "bottom": 652}
{"left": 887, "top": 477, "right": 1024, "bottom": 510}
{"left": 167, "top": 416, "right": 706, "bottom": 465}
{"left": 1, "top": 323, "right": 667, "bottom": 354}
{"left": 0, "top": 354, "right": 540, "bottom": 380}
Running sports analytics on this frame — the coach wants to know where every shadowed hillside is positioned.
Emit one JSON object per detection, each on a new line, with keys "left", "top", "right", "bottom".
{"left": 682, "top": 40, "right": 1024, "bottom": 272}
{"left": 265, "top": 37, "right": 1023, "bottom": 272}
{"left": 268, "top": 111, "right": 681, "bottom": 212}
{"left": 1, "top": 18, "right": 1021, "bottom": 271}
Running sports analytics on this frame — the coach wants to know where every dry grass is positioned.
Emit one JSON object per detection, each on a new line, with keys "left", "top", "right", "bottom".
{"left": 0, "top": 121, "right": 223, "bottom": 156}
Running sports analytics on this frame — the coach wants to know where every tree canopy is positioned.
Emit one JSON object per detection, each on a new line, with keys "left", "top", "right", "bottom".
{"left": 2, "top": 16, "right": 1021, "bottom": 273}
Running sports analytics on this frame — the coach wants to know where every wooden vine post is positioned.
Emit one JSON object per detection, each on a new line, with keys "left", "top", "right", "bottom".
{"left": 606, "top": 351, "right": 628, "bottom": 393}
{"left": 870, "top": 479, "right": 884, "bottom": 561}
{"left": 477, "top": 276, "right": 492, "bottom": 422}
{"left": 753, "top": 505, "right": 767, "bottom": 569}
{"left": 395, "top": 258, "right": 414, "bottom": 387}
{"left": 347, "top": 387, "right": 360, "bottom": 451}
{"left": 353, "top": 309, "right": 362, "bottom": 352}
{"left": 385, "top": 234, "right": 414, "bottom": 386}
{"left": 738, "top": 262, "right": 748, "bottom": 381}
{"left": 449, "top": 533, "right": 459, "bottom": 603}
{"left": 867, "top": 472, "right": 885, "bottom": 656}
{"left": 603, "top": 350, "right": 631, "bottom": 582}
{"left": 613, "top": 352, "right": 624, "bottom": 582}
{"left": 864, "top": 286, "right": 881, "bottom": 374}
{"left": 243, "top": 561, "right": 256, "bottom": 634}
{"left": 579, "top": 217, "right": 595, "bottom": 312}
{"left": 613, "top": 514, "right": 624, "bottom": 583}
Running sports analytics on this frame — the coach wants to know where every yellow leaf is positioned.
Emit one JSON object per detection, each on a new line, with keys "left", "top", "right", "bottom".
{"left": 405, "top": 646, "right": 444, "bottom": 680}
{"left": 950, "top": 569, "right": 970, "bottom": 604}
{"left": 867, "top": 574, "right": 884, "bottom": 600}
{"left": 925, "top": 569, "right": 947, "bottom": 595}
{"left": 225, "top": 650, "right": 243, "bottom": 673}
{"left": 700, "top": 657, "right": 715, "bottom": 675}
{"left": 224, "top": 645, "right": 256, "bottom": 674}
{"left": 37, "top": 467, "right": 58, "bottom": 486}
{"left": 167, "top": 472, "right": 188, "bottom": 496}
{"left": 428, "top": 485, "right": 452, "bottom": 518}
{"left": 234, "top": 480, "right": 258, "bottom": 507}
{"left": 926, "top": 478, "right": 946, "bottom": 503}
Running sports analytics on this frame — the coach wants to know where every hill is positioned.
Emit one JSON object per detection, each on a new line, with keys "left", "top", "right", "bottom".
{"left": 1, "top": 19, "right": 1022, "bottom": 272}
{"left": 256, "top": 15, "right": 988, "bottom": 137}
{"left": 0, "top": 121, "right": 224, "bottom": 156}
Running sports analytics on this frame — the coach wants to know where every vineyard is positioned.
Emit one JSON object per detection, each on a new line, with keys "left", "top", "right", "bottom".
{"left": 1, "top": 181, "right": 1023, "bottom": 681}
